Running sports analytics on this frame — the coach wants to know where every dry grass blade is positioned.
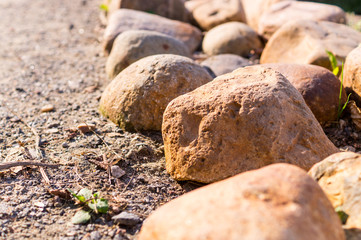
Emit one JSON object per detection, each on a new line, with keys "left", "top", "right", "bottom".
{"left": 0, "top": 161, "right": 59, "bottom": 170}
{"left": 349, "top": 100, "right": 361, "bottom": 130}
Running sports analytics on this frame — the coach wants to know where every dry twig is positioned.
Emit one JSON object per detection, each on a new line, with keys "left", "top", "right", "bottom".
{"left": 0, "top": 161, "right": 59, "bottom": 171}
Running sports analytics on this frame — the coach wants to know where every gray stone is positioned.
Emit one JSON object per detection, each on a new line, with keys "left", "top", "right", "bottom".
{"left": 112, "top": 211, "right": 141, "bottom": 226}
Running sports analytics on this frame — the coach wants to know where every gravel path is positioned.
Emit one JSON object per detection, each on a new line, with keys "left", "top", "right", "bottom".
{"left": 0, "top": 1, "right": 184, "bottom": 239}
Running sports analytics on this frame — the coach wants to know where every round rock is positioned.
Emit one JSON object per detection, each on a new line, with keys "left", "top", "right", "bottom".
{"left": 139, "top": 164, "right": 345, "bottom": 240}
{"left": 202, "top": 21, "right": 263, "bottom": 57}
{"left": 185, "top": 0, "right": 246, "bottom": 30}
{"left": 201, "top": 54, "right": 252, "bottom": 76}
{"left": 103, "top": 9, "right": 202, "bottom": 54}
{"left": 162, "top": 65, "right": 338, "bottom": 183}
{"left": 99, "top": 54, "right": 213, "bottom": 131}
{"left": 260, "top": 20, "right": 361, "bottom": 71}
{"left": 262, "top": 63, "right": 347, "bottom": 125}
{"left": 344, "top": 45, "right": 361, "bottom": 106}
{"left": 309, "top": 152, "right": 361, "bottom": 235}
{"left": 106, "top": 30, "right": 191, "bottom": 79}
{"left": 259, "top": 1, "right": 346, "bottom": 39}
{"left": 107, "top": 0, "right": 190, "bottom": 22}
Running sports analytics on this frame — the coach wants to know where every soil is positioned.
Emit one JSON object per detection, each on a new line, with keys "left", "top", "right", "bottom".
{"left": 0, "top": 1, "right": 360, "bottom": 240}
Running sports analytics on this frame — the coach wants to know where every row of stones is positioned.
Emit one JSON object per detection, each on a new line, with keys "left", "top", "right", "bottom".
{"left": 96, "top": 0, "right": 361, "bottom": 239}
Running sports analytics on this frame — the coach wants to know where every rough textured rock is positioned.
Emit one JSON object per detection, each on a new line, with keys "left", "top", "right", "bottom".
{"left": 185, "top": 0, "right": 246, "bottom": 30}
{"left": 99, "top": 54, "right": 213, "bottom": 131}
{"left": 260, "top": 20, "right": 361, "bottom": 71}
{"left": 103, "top": 9, "right": 202, "bottom": 54}
{"left": 201, "top": 54, "right": 252, "bottom": 76}
{"left": 309, "top": 152, "right": 361, "bottom": 234}
{"left": 262, "top": 63, "right": 347, "bottom": 125}
{"left": 107, "top": 0, "right": 190, "bottom": 22}
{"left": 202, "top": 22, "right": 263, "bottom": 57}
{"left": 241, "top": 0, "right": 294, "bottom": 31}
{"left": 162, "top": 65, "right": 338, "bottom": 183}
{"left": 139, "top": 164, "right": 345, "bottom": 240}
{"left": 344, "top": 45, "right": 361, "bottom": 106}
{"left": 106, "top": 30, "right": 191, "bottom": 79}
{"left": 259, "top": 1, "right": 346, "bottom": 39}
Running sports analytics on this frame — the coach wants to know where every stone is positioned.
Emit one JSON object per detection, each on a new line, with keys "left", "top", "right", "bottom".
{"left": 138, "top": 164, "right": 345, "bottom": 240}
{"left": 261, "top": 63, "right": 347, "bottom": 125}
{"left": 260, "top": 20, "right": 361, "bottom": 71}
{"left": 202, "top": 22, "right": 263, "bottom": 57}
{"left": 103, "top": 9, "right": 202, "bottom": 54}
{"left": 309, "top": 152, "right": 361, "bottom": 234}
{"left": 99, "top": 54, "right": 213, "bottom": 131}
{"left": 107, "top": 0, "right": 189, "bottom": 22}
{"left": 90, "top": 231, "right": 102, "bottom": 240}
{"left": 106, "top": 30, "right": 191, "bottom": 79}
{"left": 112, "top": 211, "right": 140, "bottom": 226}
{"left": 241, "top": 0, "right": 294, "bottom": 31}
{"left": 111, "top": 166, "right": 125, "bottom": 179}
{"left": 201, "top": 54, "right": 252, "bottom": 76}
{"left": 40, "top": 104, "right": 54, "bottom": 113}
{"left": 344, "top": 45, "right": 361, "bottom": 106}
{"left": 77, "top": 123, "right": 96, "bottom": 134}
{"left": 185, "top": 0, "right": 246, "bottom": 30}
{"left": 259, "top": 1, "right": 346, "bottom": 39}
{"left": 162, "top": 65, "right": 338, "bottom": 183}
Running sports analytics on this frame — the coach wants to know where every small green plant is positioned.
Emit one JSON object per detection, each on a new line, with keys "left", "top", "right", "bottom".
{"left": 326, "top": 50, "right": 352, "bottom": 120}
{"left": 68, "top": 188, "right": 109, "bottom": 224}
{"left": 99, "top": 3, "right": 109, "bottom": 12}
{"left": 335, "top": 206, "right": 349, "bottom": 224}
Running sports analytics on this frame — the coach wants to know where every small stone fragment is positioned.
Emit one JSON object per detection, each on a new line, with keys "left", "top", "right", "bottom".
{"left": 111, "top": 166, "right": 125, "bottom": 179}
{"left": 41, "top": 104, "right": 54, "bottom": 113}
{"left": 90, "top": 231, "right": 102, "bottom": 240}
{"left": 112, "top": 211, "right": 140, "bottom": 226}
{"left": 77, "top": 123, "right": 96, "bottom": 134}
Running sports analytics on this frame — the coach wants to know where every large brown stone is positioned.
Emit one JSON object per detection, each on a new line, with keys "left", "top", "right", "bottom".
{"left": 260, "top": 20, "right": 361, "bottom": 71}
{"left": 139, "top": 164, "right": 345, "bottom": 240}
{"left": 309, "top": 152, "right": 361, "bottom": 235}
{"left": 201, "top": 54, "right": 252, "bottom": 76}
{"left": 259, "top": 1, "right": 346, "bottom": 39}
{"left": 262, "top": 63, "right": 347, "bottom": 125}
{"left": 344, "top": 45, "right": 361, "bottom": 106}
{"left": 107, "top": 0, "right": 190, "bottom": 22}
{"left": 185, "top": 0, "right": 246, "bottom": 31}
{"left": 202, "top": 21, "right": 263, "bottom": 57}
{"left": 241, "top": 0, "right": 294, "bottom": 31}
{"left": 162, "top": 65, "right": 338, "bottom": 183}
{"left": 99, "top": 54, "right": 213, "bottom": 131}
{"left": 106, "top": 30, "right": 191, "bottom": 79}
{"left": 103, "top": 9, "right": 202, "bottom": 54}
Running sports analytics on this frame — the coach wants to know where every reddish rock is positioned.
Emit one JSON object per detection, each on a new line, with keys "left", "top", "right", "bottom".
{"left": 260, "top": 20, "right": 361, "bottom": 71}
{"left": 162, "top": 65, "right": 338, "bottom": 183}
{"left": 259, "top": 1, "right": 346, "bottom": 39}
{"left": 139, "top": 164, "right": 345, "bottom": 240}
{"left": 262, "top": 63, "right": 347, "bottom": 124}
{"left": 103, "top": 9, "right": 202, "bottom": 54}
{"left": 185, "top": 0, "right": 246, "bottom": 30}
{"left": 107, "top": 0, "right": 190, "bottom": 22}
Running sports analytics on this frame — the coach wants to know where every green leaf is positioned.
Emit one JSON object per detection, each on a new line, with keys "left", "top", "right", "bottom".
{"left": 99, "top": 4, "right": 109, "bottom": 12}
{"left": 77, "top": 188, "right": 93, "bottom": 201}
{"left": 68, "top": 188, "right": 86, "bottom": 203}
{"left": 71, "top": 210, "right": 91, "bottom": 224}
{"left": 326, "top": 50, "right": 339, "bottom": 76}
{"left": 335, "top": 206, "right": 349, "bottom": 224}
{"left": 88, "top": 199, "right": 109, "bottom": 214}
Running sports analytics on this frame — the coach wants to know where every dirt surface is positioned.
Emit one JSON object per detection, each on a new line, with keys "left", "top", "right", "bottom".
{"left": 0, "top": 1, "right": 361, "bottom": 240}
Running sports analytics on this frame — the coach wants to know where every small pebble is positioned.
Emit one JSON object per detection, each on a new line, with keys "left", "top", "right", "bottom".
{"left": 112, "top": 211, "right": 140, "bottom": 226}
{"left": 90, "top": 231, "right": 102, "bottom": 240}
{"left": 111, "top": 166, "right": 126, "bottom": 179}
{"left": 77, "top": 123, "right": 96, "bottom": 133}
{"left": 41, "top": 104, "right": 55, "bottom": 113}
